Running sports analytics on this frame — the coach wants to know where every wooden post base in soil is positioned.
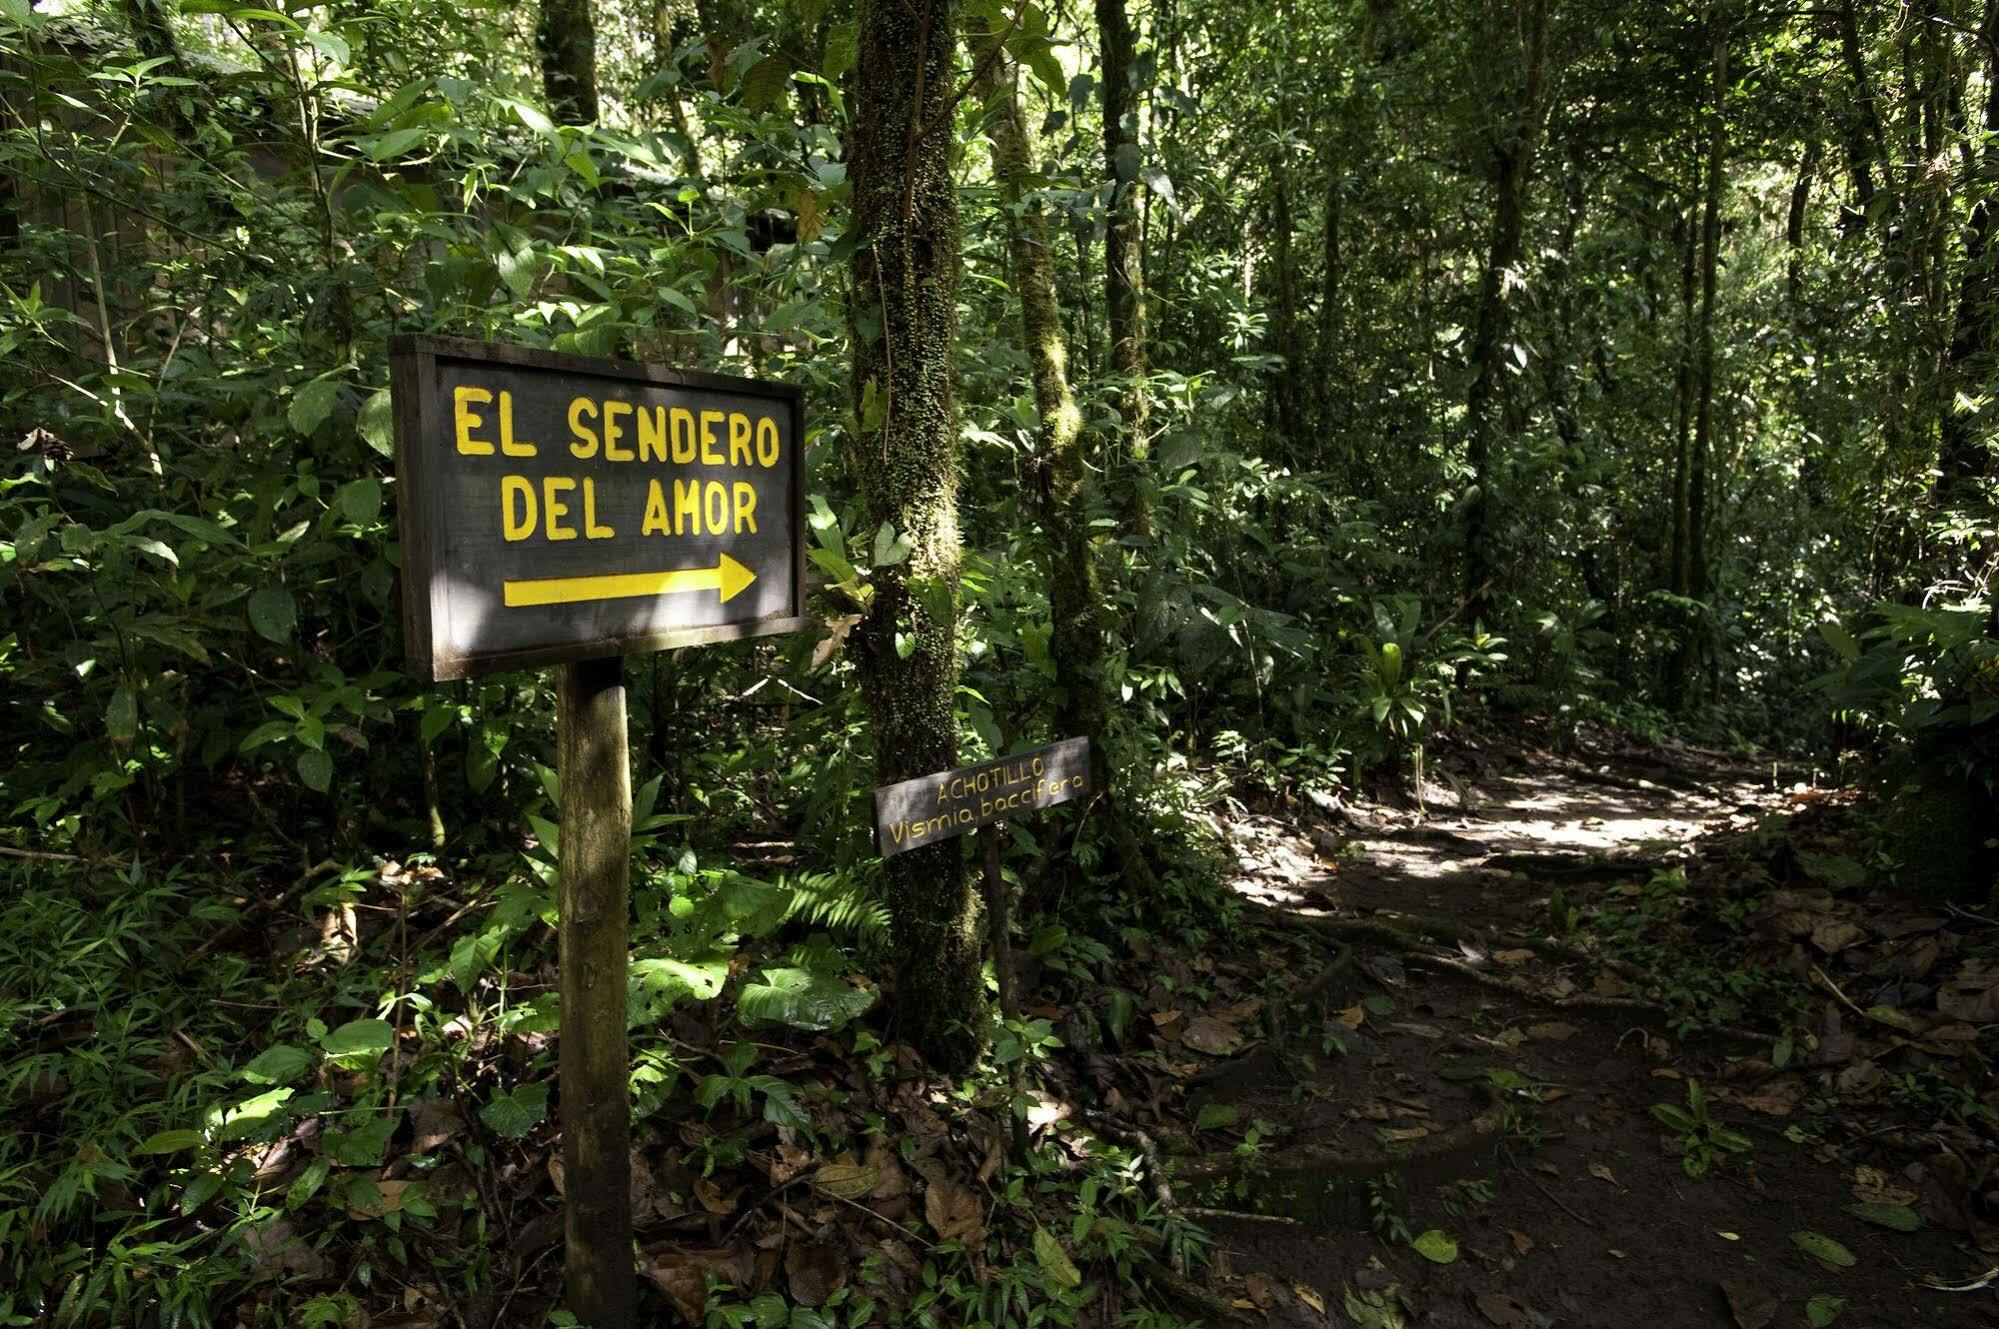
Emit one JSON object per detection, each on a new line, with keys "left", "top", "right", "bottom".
{"left": 557, "top": 655, "right": 636, "bottom": 1329}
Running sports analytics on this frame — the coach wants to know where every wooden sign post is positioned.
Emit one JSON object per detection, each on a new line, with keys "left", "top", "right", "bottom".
{"left": 871, "top": 737, "right": 1092, "bottom": 1157}
{"left": 390, "top": 336, "right": 806, "bottom": 1329}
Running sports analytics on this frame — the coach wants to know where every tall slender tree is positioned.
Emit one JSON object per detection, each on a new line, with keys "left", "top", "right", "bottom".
{"left": 971, "top": 20, "right": 1158, "bottom": 900}
{"left": 1096, "top": 0, "right": 1152, "bottom": 523}
{"left": 1939, "top": 0, "right": 1999, "bottom": 498}
{"left": 1461, "top": 0, "right": 1553, "bottom": 607}
{"left": 537, "top": 0, "right": 599, "bottom": 125}
{"left": 844, "top": 0, "right": 983, "bottom": 1069}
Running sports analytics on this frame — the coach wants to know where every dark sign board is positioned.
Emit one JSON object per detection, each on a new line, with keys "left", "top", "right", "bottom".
{"left": 872, "top": 738, "right": 1092, "bottom": 858}
{"left": 389, "top": 335, "right": 807, "bottom": 680}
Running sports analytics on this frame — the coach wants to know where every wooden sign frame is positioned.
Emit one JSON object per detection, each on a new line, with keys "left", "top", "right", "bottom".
{"left": 389, "top": 334, "right": 809, "bottom": 680}
{"left": 870, "top": 737, "right": 1092, "bottom": 858}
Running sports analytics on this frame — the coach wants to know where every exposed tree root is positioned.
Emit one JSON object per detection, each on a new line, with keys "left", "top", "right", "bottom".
{"left": 1401, "top": 952, "right": 1772, "bottom": 1046}
{"left": 1134, "top": 1251, "right": 1256, "bottom": 1323}
{"left": 1177, "top": 1086, "right": 1509, "bottom": 1227}
{"left": 1184, "top": 942, "right": 1354, "bottom": 1092}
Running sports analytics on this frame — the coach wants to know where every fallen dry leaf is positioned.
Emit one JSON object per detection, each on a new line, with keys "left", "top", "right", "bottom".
{"left": 1588, "top": 1162, "right": 1618, "bottom": 1186}
{"left": 1811, "top": 919, "right": 1867, "bottom": 954}
{"left": 1851, "top": 1166, "right": 1918, "bottom": 1207}
{"left": 407, "top": 1098, "right": 462, "bottom": 1154}
{"left": 1293, "top": 1282, "right": 1327, "bottom": 1315}
{"left": 1475, "top": 1291, "right": 1537, "bottom": 1327}
{"left": 813, "top": 1162, "right": 877, "bottom": 1199}
{"left": 1336, "top": 1003, "right": 1367, "bottom": 1030}
{"left": 639, "top": 1255, "right": 709, "bottom": 1323}
{"left": 785, "top": 1241, "right": 847, "bottom": 1307}
{"left": 921, "top": 1171, "right": 986, "bottom": 1246}
{"left": 1508, "top": 1229, "right": 1535, "bottom": 1256}
{"left": 1719, "top": 1278, "right": 1778, "bottom": 1329}
{"left": 1182, "top": 1015, "right": 1245, "bottom": 1056}
{"left": 1493, "top": 948, "right": 1537, "bottom": 966}
{"left": 345, "top": 1178, "right": 415, "bottom": 1220}
{"left": 693, "top": 1175, "right": 743, "bottom": 1215}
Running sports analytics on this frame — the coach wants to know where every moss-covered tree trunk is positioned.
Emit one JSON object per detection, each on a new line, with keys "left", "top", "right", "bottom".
{"left": 845, "top": 0, "right": 982, "bottom": 1070}
{"left": 972, "top": 24, "right": 1158, "bottom": 899}
{"left": 1939, "top": 0, "right": 1999, "bottom": 499}
{"left": 537, "top": 0, "right": 599, "bottom": 125}
{"left": 1097, "top": 0, "right": 1152, "bottom": 527}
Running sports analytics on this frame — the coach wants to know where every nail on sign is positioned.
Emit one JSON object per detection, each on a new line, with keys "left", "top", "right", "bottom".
{"left": 390, "top": 336, "right": 806, "bottom": 680}
{"left": 872, "top": 738, "right": 1092, "bottom": 858}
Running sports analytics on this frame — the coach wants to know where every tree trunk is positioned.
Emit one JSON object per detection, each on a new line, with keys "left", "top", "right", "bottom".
{"left": 1786, "top": 135, "right": 1819, "bottom": 302}
{"left": 844, "top": 0, "right": 982, "bottom": 1071}
{"left": 1939, "top": 0, "right": 1999, "bottom": 496}
{"left": 1270, "top": 179, "right": 1304, "bottom": 451}
{"left": 1837, "top": 0, "right": 1889, "bottom": 226}
{"left": 971, "top": 27, "right": 1158, "bottom": 899}
{"left": 1462, "top": 0, "right": 1552, "bottom": 608}
{"left": 1670, "top": 195, "right": 1697, "bottom": 604}
{"left": 537, "top": 0, "right": 600, "bottom": 125}
{"left": 1097, "top": 0, "right": 1152, "bottom": 527}
{"left": 649, "top": 0, "right": 707, "bottom": 178}
{"left": 1675, "top": 4, "right": 1729, "bottom": 700}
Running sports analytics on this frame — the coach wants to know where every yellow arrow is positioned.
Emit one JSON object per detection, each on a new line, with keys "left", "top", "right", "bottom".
{"left": 503, "top": 553, "right": 758, "bottom": 608}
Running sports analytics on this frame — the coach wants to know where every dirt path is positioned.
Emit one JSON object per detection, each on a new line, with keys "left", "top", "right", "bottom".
{"left": 1173, "top": 745, "right": 1997, "bottom": 1329}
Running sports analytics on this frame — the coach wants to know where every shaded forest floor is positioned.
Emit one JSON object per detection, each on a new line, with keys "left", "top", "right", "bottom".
{"left": 1154, "top": 730, "right": 1999, "bottom": 1328}
{"left": 11, "top": 728, "right": 1999, "bottom": 1328}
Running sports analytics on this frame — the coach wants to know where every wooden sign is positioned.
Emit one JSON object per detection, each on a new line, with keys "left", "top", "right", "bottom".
{"left": 872, "top": 737, "right": 1091, "bottom": 857}
{"left": 388, "top": 336, "right": 810, "bottom": 1329}
{"left": 389, "top": 334, "right": 807, "bottom": 680}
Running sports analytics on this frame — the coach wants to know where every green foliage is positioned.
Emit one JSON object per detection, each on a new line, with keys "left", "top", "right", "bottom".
{"left": 1649, "top": 1079, "right": 1753, "bottom": 1177}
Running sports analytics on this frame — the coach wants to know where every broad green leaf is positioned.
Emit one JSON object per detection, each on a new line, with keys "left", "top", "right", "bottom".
{"left": 1806, "top": 1294, "right": 1845, "bottom": 1326}
{"left": 1033, "top": 1224, "right": 1082, "bottom": 1289}
{"left": 248, "top": 585, "right": 297, "bottom": 642}
{"left": 1410, "top": 1229, "right": 1457, "bottom": 1264}
{"left": 737, "top": 966, "right": 876, "bottom": 1031}
{"left": 217, "top": 1086, "right": 295, "bottom": 1141}
{"left": 480, "top": 1082, "right": 550, "bottom": 1139}
{"left": 1791, "top": 1231, "right": 1856, "bottom": 1267}
{"left": 289, "top": 378, "right": 340, "bottom": 436}
{"left": 823, "top": 21, "right": 858, "bottom": 81}
{"left": 335, "top": 476, "right": 382, "bottom": 525}
{"left": 498, "top": 95, "right": 559, "bottom": 142}
{"left": 298, "top": 749, "right": 333, "bottom": 792}
{"left": 1195, "top": 1103, "right": 1238, "bottom": 1131}
{"left": 1846, "top": 1203, "right": 1920, "bottom": 1232}
{"left": 320, "top": 1018, "right": 394, "bottom": 1069}
{"left": 137, "top": 1129, "right": 206, "bottom": 1154}
{"left": 106, "top": 685, "right": 138, "bottom": 743}
{"left": 366, "top": 126, "right": 429, "bottom": 161}
{"left": 357, "top": 389, "right": 394, "bottom": 455}
{"left": 741, "top": 55, "right": 792, "bottom": 112}
{"left": 324, "top": 1113, "right": 395, "bottom": 1166}
{"left": 240, "top": 1044, "right": 315, "bottom": 1085}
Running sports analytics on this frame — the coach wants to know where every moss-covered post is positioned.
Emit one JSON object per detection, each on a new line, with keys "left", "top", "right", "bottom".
{"left": 556, "top": 656, "right": 634, "bottom": 1328}
{"left": 844, "top": 0, "right": 984, "bottom": 1070}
